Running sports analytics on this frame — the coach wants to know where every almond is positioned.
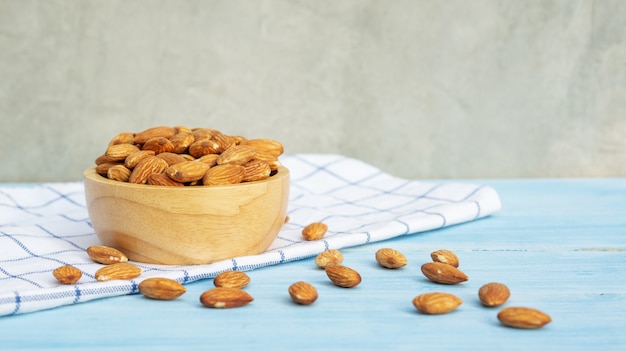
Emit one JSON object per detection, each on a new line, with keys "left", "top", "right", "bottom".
{"left": 217, "top": 145, "right": 257, "bottom": 165}
{"left": 421, "top": 262, "right": 468, "bottom": 284}
{"left": 147, "top": 173, "right": 185, "bottom": 186}
{"left": 243, "top": 138, "right": 284, "bottom": 157}
{"left": 302, "top": 222, "right": 328, "bottom": 241}
{"left": 128, "top": 156, "right": 169, "bottom": 184}
{"left": 242, "top": 159, "right": 272, "bottom": 182}
{"left": 107, "top": 164, "right": 132, "bottom": 182}
{"left": 138, "top": 277, "right": 187, "bottom": 300}
{"left": 314, "top": 249, "right": 344, "bottom": 269}
{"left": 202, "top": 164, "right": 245, "bottom": 185}
{"left": 325, "top": 265, "right": 362, "bottom": 288}
{"left": 252, "top": 153, "right": 282, "bottom": 171}
{"left": 95, "top": 262, "right": 142, "bottom": 281}
{"left": 165, "top": 161, "right": 210, "bottom": 183}
{"left": 478, "top": 282, "right": 511, "bottom": 307}
{"left": 86, "top": 245, "right": 129, "bottom": 264}
{"left": 52, "top": 265, "right": 82, "bottom": 285}
{"left": 196, "top": 153, "right": 220, "bottom": 166}
{"left": 199, "top": 287, "right": 254, "bottom": 308}
{"left": 412, "top": 292, "right": 463, "bottom": 314}
{"left": 108, "top": 132, "right": 135, "bottom": 146}
{"left": 188, "top": 139, "right": 220, "bottom": 158}
{"left": 288, "top": 281, "right": 318, "bottom": 305}
{"left": 212, "top": 132, "right": 238, "bottom": 153}
{"left": 141, "top": 136, "right": 174, "bottom": 154}
{"left": 95, "top": 162, "right": 121, "bottom": 176}
{"left": 375, "top": 248, "right": 408, "bottom": 269}
{"left": 169, "top": 132, "right": 195, "bottom": 154}
{"left": 213, "top": 271, "right": 251, "bottom": 289}
{"left": 430, "top": 249, "right": 460, "bottom": 267}
{"left": 497, "top": 307, "right": 552, "bottom": 329}
{"left": 105, "top": 143, "right": 140, "bottom": 162}
{"left": 191, "top": 127, "right": 220, "bottom": 141}
{"left": 134, "top": 126, "right": 177, "bottom": 145}
{"left": 125, "top": 150, "right": 156, "bottom": 169}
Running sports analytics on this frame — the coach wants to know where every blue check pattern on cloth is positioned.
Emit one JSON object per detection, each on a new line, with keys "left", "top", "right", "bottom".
{"left": 0, "top": 154, "right": 501, "bottom": 316}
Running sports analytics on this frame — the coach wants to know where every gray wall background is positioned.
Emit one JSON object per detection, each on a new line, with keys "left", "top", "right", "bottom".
{"left": 1, "top": 0, "right": 625, "bottom": 182}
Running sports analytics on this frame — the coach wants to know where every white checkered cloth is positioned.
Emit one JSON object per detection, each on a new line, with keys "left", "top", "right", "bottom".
{"left": 0, "top": 154, "right": 501, "bottom": 316}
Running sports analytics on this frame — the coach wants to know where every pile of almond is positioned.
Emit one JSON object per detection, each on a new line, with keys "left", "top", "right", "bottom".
{"left": 94, "top": 126, "right": 284, "bottom": 186}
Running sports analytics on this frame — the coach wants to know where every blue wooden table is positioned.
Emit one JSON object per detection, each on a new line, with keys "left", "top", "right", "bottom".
{"left": 1, "top": 178, "right": 625, "bottom": 350}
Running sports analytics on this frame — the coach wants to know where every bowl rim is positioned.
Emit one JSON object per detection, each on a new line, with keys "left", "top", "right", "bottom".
{"left": 84, "top": 165, "right": 289, "bottom": 190}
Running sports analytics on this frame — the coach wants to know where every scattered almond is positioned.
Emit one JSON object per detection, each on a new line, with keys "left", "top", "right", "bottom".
{"left": 138, "top": 278, "right": 187, "bottom": 300}
{"left": 95, "top": 262, "right": 142, "bottom": 281}
{"left": 213, "top": 271, "right": 251, "bottom": 289}
{"left": 52, "top": 265, "right": 82, "bottom": 285}
{"left": 497, "top": 307, "right": 552, "bottom": 329}
{"left": 315, "top": 249, "right": 344, "bottom": 269}
{"left": 412, "top": 292, "right": 463, "bottom": 314}
{"left": 288, "top": 281, "right": 318, "bottom": 305}
{"left": 200, "top": 287, "right": 254, "bottom": 308}
{"left": 430, "top": 249, "right": 460, "bottom": 267}
{"left": 325, "top": 265, "right": 362, "bottom": 288}
{"left": 421, "top": 262, "right": 468, "bottom": 284}
{"left": 302, "top": 222, "right": 328, "bottom": 241}
{"left": 478, "top": 282, "right": 511, "bottom": 307}
{"left": 86, "top": 245, "right": 128, "bottom": 265}
{"left": 375, "top": 248, "right": 408, "bottom": 269}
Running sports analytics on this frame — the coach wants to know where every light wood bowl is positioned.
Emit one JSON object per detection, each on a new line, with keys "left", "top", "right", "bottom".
{"left": 83, "top": 166, "right": 290, "bottom": 265}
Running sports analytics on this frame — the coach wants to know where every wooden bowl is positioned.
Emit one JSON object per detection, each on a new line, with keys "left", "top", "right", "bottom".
{"left": 83, "top": 166, "right": 290, "bottom": 265}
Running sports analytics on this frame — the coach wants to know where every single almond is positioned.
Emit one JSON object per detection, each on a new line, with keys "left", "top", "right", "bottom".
{"left": 188, "top": 139, "right": 220, "bottom": 158}
{"left": 497, "top": 307, "right": 552, "bottom": 329}
{"left": 141, "top": 136, "right": 174, "bottom": 154}
{"left": 302, "top": 222, "right": 328, "bottom": 241}
{"left": 95, "top": 262, "right": 142, "bottom": 281}
{"left": 217, "top": 145, "right": 257, "bottom": 165}
{"left": 86, "top": 245, "right": 129, "bottom": 265}
{"left": 138, "top": 278, "right": 187, "bottom": 300}
{"left": 375, "top": 248, "right": 408, "bottom": 269}
{"left": 165, "top": 161, "right": 210, "bottom": 183}
{"left": 243, "top": 138, "right": 284, "bottom": 157}
{"left": 412, "top": 292, "right": 463, "bottom": 314}
{"left": 52, "top": 265, "right": 82, "bottom": 285}
{"left": 213, "top": 271, "right": 251, "bottom": 289}
{"left": 169, "top": 132, "right": 195, "bottom": 154}
{"left": 133, "top": 126, "right": 177, "bottom": 145}
{"left": 202, "top": 164, "right": 245, "bottom": 185}
{"left": 196, "top": 153, "right": 220, "bottom": 166}
{"left": 242, "top": 159, "right": 272, "bottom": 182}
{"left": 212, "top": 133, "right": 238, "bottom": 153}
{"left": 315, "top": 249, "right": 344, "bottom": 269}
{"left": 199, "top": 287, "right": 254, "bottom": 308}
{"left": 421, "top": 262, "right": 468, "bottom": 284}
{"left": 478, "top": 282, "right": 511, "bottom": 307}
{"left": 288, "top": 281, "right": 318, "bottom": 305}
{"left": 105, "top": 143, "right": 140, "bottom": 162}
{"left": 430, "top": 249, "right": 460, "bottom": 267}
{"left": 128, "top": 156, "right": 169, "bottom": 184}
{"left": 108, "top": 132, "right": 135, "bottom": 146}
{"left": 325, "top": 265, "right": 362, "bottom": 288}
{"left": 107, "top": 164, "right": 132, "bottom": 182}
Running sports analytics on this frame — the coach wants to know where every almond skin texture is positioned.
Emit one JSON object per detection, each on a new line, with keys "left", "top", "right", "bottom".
{"left": 242, "top": 159, "right": 272, "bottom": 182}
{"left": 497, "top": 307, "right": 552, "bottom": 329}
{"left": 325, "top": 265, "right": 362, "bottom": 288}
{"left": 430, "top": 249, "right": 460, "bottom": 267}
{"left": 243, "top": 138, "right": 284, "bottom": 157}
{"left": 86, "top": 245, "right": 129, "bottom": 265}
{"left": 125, "top": 150, "right": 156, "bottom": 169}
{"left": 138, "top": 278, "right": 187, "bottom": 300}
{"left": 107, "top": 164, "right": 131, "bottom": 182}
{"left": 105, "top": 143, "right": 140, "bottom": 162}
{"left": 302, "top": 222, "right": 328, "bottom": 241}
{"left": 53, "top": 265, "right": 82, "bottom": 285}
{"left": 128, "top": 156, "right": 169, "bottom": 184}
{"left": 95, "top": 263, "right": 142, "bottom": 281}
{"left": 412, "top": 292, "right": 463, "bottom": 314}
{"left": 141, "top": 136, "right": 174, "bottom": 154}
{"left": 375, "top": 248, "right": 408, "bottom": 269}
{"left": 133, "top": 126, "right": 177, "bottom": 145}
{"left": 478, "top": 282, "right": 511, "bottom": 307}
{"left": 213, "top": 271, "right": 251, "bottom": 289}
{"left": 200, "top": 287, "right": 254, "bottom": 308}
{"left": 202, "top": 164, "right": 245, "bottom": 185}
{"left": 147, "top": 173, "right": 185, "bottom": 186}
{"left": 421, "top": 262, "right": 469, "bottom": 284}
{"left": 217, "top": 145, "right": 257, "bottom": 165}
{"left": 288, "top": 281, "right": 318, "bottom": 305}
{"left": 315, "top": 249, "right": 344, "bottom": 269}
